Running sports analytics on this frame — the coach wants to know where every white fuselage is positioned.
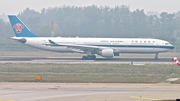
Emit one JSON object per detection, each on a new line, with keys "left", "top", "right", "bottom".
{"left": 13, "top": 37, "right": 174, "bottom": 55}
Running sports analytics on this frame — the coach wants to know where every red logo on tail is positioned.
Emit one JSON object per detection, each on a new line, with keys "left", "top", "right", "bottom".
{"left": 13, "top": 23, "right": 24, "bottom": 33}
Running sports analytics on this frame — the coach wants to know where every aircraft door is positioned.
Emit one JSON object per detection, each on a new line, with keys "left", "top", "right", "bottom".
{"left": 124, "top": 40, "right": 129, "bottom": 46}
{"left": 153, "top": 41, "right": 160, "bottom": 52}
{"left": 156, "top": 41, "right": 160, "bottom": 46}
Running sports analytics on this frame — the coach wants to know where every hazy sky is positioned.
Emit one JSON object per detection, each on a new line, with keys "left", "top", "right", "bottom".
{"left": 0, "top": 0, "right": 180, "bottom": 15}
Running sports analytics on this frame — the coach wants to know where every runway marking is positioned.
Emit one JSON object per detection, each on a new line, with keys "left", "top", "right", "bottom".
{"left": 131, "top": 96, "right": 160, "bottom": 100}
{"left": 92, "top": 97, "right": 122, "bottom": 101}
{"left": 0, "top": 100, "right": 15, "bottom": 101}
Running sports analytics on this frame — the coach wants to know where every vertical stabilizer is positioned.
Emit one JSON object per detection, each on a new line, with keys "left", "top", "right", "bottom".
{"left": 8, "top": 15, "right": 39, "bottom": 37}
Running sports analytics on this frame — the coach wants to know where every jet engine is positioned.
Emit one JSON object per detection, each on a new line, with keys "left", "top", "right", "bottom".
{"left": 100, "top": 49, "right": 114, "bottom": 57}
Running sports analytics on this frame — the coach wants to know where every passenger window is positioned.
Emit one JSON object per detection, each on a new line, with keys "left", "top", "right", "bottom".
{"left": 165, "top": 43, "right": 169, "bottom": 45}
{"left": 144, "top": 41, "right": 146, "bottom": 43}
{"left": 148, "top": 41, "right": 151, "bottom": 43}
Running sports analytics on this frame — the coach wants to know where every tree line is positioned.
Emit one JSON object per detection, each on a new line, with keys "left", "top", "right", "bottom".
{"left": 1, "top": 5, "right": 180, "bottom": 45}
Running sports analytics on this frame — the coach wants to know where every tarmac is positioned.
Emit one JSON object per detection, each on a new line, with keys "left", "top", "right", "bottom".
{"left": 0, "top": 83, "right": 180, "bottom": 101}
{"left": 0, "top": 57, "right": 175, "bottom": 64}
{"left": 0, "top": 57, "right": 179, "bottom": 101}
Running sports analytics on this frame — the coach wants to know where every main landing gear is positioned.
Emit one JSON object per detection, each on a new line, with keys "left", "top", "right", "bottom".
{"left": 82, "top": 55, "right": 96, "bottom": 60}
{"left": 154, "top": 53, "right": 158, "bottom": 60}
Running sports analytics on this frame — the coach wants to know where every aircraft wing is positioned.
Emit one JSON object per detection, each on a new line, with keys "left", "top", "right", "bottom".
{"left": 48, "top": 40, "right": 107, "bottom": 52}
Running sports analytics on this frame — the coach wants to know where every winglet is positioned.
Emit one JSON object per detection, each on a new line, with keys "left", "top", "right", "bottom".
{"left": 8, "top": 15, "right": 39, "bottom": 37}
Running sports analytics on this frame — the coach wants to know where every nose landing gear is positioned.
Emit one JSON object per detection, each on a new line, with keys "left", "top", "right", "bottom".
{"left": 154, "top": 53, "right": 158, "bottom": 60}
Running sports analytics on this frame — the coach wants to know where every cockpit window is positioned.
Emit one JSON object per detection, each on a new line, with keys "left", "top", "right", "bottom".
{"left": 165, "top": 43, "right": 169, "bottom": 45}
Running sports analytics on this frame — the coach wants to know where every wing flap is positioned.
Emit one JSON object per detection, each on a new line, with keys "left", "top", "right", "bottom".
{"left": 48, "top": 40, "right": 107, "bottom": 51}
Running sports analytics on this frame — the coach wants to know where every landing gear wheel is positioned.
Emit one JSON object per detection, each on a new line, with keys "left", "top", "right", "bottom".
{"left": 87, "top": 55, "right": 91, "bottom": 60}
{"left": 82, "top": 56, "right": 87, "bottom": 60}
{"left": 155, "top": 56, "right": 158, "bottom": 60}
{"left": 92, "top": 55, "right": 96, "bottom": 59}
{"left": 82, "top": 55, "right": 96, "bottom": 60}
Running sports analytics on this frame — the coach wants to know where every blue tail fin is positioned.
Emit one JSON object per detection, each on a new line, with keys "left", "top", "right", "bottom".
{"left": 8, "top": 15, "right": 39, "bottom": 37}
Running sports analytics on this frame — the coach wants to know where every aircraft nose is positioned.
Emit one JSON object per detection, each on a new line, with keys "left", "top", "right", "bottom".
{"left": 171, "top": 45, "right": 174, "bottom": 49}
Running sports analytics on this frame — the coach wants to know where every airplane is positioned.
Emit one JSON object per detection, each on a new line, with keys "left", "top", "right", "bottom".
{"left": 8, "top": 15, "right": 174, "bottom": 60}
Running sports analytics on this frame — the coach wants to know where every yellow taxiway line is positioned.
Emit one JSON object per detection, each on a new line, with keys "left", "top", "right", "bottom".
{"left": 92, "top": 96, "right": 161, "bottom": 101}
{"left": 131, "top": 96, "right": 160, "bottom": 100}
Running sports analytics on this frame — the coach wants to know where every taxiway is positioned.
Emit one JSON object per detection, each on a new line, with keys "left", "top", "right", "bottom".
{"left": 0, "top": 83, "right": 179, "bottom": 101}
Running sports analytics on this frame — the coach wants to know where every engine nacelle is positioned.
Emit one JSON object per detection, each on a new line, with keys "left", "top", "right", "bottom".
{"left": 100, "top": 49, "right": 114, "bottom": 57}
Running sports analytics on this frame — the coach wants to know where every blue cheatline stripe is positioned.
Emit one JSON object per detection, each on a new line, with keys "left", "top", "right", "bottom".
{"left": 81, "top": 44, "right": 174, "bottom": 49}
{"left": 43, "top": 43, "right": 174, "bottom": 49}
